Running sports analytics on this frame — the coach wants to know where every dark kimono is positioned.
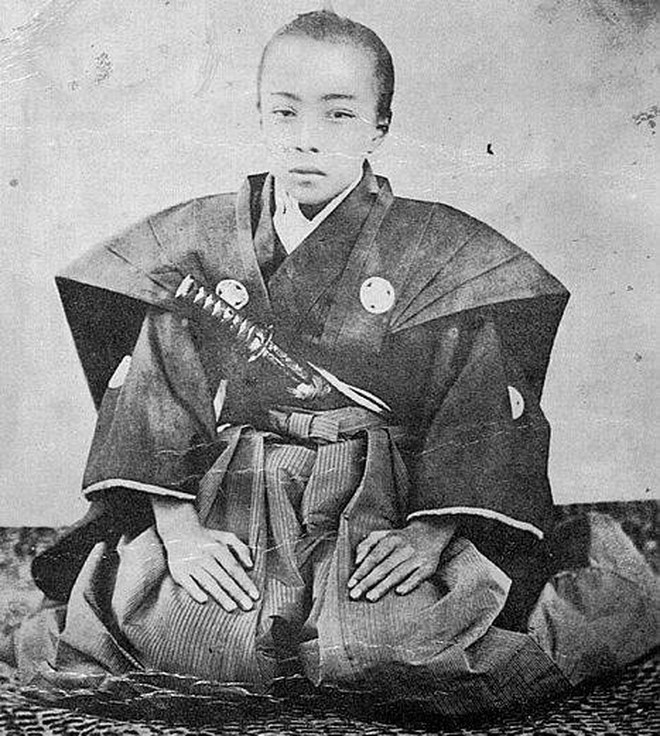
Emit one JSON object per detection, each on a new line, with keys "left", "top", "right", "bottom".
{"left": 29, "top": 165, "right": 659, "bottom": 715}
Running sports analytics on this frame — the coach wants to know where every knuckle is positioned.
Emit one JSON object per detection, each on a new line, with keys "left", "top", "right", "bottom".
{"left": 224, "top": 560, "right": 244, "bottom": 579}
{"left": 363, "top": 571, "right": 379, "bottom": 587}
{"left": 217, "top": 589, "right": 235, "bottom": 604}
{"left": 369, "top": 542, "right": 385, "bottom": 557}
{"left": 381, "top": 537, "right": 398, "bottom": 553}
{"left": 213, "top": 547, "right": 232, "bottom": 564}
{"left": 227, "top": 581, "right": 245, "bottom": 599}
{"left": 230, "top": 574, "right": 250, "bottom": 593}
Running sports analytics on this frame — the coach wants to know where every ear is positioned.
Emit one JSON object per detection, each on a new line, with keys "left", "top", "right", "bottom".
{"left": 367, "top": 118, "right": 389, "bottom": 153}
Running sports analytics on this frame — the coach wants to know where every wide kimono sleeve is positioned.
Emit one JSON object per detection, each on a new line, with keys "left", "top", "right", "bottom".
{"left": 405, "top": 297, "right": 565, "bottom": 541}
{"left": 81, "top": 306, "right": 222, "bottom": 526}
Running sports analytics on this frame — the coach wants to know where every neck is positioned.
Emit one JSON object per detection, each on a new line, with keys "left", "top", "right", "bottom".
{"left": 276, "top": 164, "right": 366, "bottom": 222}
{"left": 299, "top": 200, "right": 332, "bottom": 220}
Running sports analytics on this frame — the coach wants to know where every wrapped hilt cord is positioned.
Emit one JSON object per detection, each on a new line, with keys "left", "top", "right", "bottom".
{"left": 175, "top": 274, "right": 391, "bottom": 414}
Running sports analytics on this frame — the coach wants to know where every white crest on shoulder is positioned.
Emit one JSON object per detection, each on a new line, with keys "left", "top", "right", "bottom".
{"left": 216, "top": 279, "right": 249, "bottom": 310}
{"left": 507, "top": 386, "right": 525, "bottom": 420}
{"left": 108, "top": 355, "right": 132, "bottom": 389}
{"left": 359, "top": 276, "right": 395, "bottom": 314}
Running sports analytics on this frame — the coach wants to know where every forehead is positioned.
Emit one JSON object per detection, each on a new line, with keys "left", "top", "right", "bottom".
{"left": 260, "top": 36, "right": 378, "bottom": 101}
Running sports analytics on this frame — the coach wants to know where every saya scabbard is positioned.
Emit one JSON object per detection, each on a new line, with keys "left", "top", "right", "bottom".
{"left": 174, "top": 274, "right": 390, "bottom": 414}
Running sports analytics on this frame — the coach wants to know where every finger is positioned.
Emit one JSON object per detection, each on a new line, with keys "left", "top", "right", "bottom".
{"left": 172, "top": 572, "right": 208, "bottom": 604}
{"left": 202, "top": 559, "right": 254, "bottom": 611}
{"left": 366, "top": 560, "right": 419, "bottom": 602}
{"left": 355, "top": 530, "right": 388, "bottom": 566}
{"left": 395, "top": 569, "right": 427, "bottom": 596}
{"left": 349, "top": 536, "right": 399, "bottom": 588}
{"left": 211, "top": 548, "right": 260, "bottom": 600}
{"left": 191, "top": 568, "right": 238, "bottom": 612}
{"left": 349, "top": 550, "right": 413, "bottom": 599}
{"left": 224, "top": 534, "right": 254, "bottom": 569}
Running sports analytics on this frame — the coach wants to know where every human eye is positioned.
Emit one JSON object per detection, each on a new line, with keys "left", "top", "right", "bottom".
{"left": 327, "top": 108, "right": 357, "bottom": 121}
{"left": 270, "top": 107, "right": 296, "bottom": 119}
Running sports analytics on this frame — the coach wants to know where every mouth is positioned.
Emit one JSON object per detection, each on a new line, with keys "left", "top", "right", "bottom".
{"left": 289, "top": 167, "right": 326, "bottom": 177}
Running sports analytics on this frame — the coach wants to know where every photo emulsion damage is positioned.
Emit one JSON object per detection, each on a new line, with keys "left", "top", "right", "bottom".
{"left": 0, "top": 2, "right": 658, "bottom": 734}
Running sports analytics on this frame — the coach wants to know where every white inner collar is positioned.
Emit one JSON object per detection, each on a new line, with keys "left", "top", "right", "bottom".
{"left": 273, "top": 172, "right": 363, "bottom": 255}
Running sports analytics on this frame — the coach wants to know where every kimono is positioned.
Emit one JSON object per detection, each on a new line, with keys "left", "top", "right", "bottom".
{"left": 29, "top": 164, "right": 659, "bottom": 716}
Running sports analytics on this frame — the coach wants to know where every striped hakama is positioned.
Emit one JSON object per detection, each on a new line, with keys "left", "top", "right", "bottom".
{"left": 45, "top": 408, "right": 659, "bottom": 716}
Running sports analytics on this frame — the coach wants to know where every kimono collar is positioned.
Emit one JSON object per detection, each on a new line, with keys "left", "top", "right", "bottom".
{"left": 273, "top": 168, "right": 363, "bottom": 254}
{"left": 256, "top": 163, "right": 388, "bottom": 334}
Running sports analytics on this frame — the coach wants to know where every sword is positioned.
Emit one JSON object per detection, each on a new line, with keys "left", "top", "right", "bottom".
{"left": 175, "top": 275, "right": 391, "bottom": 415}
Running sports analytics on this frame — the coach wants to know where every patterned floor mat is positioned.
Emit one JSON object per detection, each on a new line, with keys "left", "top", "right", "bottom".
{"left": 0, "top": 655, "right": 657, "bottom": 735}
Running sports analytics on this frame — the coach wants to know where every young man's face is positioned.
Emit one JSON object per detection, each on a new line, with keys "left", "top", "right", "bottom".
{"left": 259, "top": 36, "right": 387, "bottom": 205}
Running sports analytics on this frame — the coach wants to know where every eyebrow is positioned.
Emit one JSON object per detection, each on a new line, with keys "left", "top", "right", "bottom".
{"left": 321, "top": 93, "right": 356, "bottom": 102}
{"left": 270, "top": 92, "right": 301, "bottom": 101}
{"left": 269, "top": 92, "right": 357, "bottom": 102}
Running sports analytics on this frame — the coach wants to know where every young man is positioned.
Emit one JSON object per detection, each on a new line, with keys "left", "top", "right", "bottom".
{"left": 29, "top": 10, "right": 657, "bottom": 716}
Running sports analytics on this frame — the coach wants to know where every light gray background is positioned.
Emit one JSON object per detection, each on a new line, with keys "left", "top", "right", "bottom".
{"left": 0, "top": 0, "right": 657, "bottom": 526}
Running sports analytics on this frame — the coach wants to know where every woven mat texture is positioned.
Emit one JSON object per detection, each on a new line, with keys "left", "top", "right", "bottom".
{"left": 0, "top": 656, "right": 657, "bottom": 735}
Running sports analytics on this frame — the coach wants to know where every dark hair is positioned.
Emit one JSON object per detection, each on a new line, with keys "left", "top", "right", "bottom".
{"left": 257, "top": 10, "right": 395, "bottom": 132}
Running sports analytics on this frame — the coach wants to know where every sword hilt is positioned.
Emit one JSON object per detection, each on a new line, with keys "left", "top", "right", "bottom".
{"left": 175, "top": 274, "right": 330, "bottom": 399}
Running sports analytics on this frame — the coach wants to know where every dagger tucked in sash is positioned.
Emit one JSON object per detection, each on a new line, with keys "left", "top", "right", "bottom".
{"left": 175, "top": 275, "right": 391, "bottom": 415}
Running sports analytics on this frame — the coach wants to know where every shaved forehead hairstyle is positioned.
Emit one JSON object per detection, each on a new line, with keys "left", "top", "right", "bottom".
{"left": 257, "top": 10, "right": 395, "bottom": 133}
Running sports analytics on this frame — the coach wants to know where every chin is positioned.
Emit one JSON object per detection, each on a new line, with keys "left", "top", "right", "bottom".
{"left": 293, "top": 191, "right": 333, "bottom": 206}
{"left": 286, "top": 182, "right": 336, "bottom": 206}
{"left": 287, "top": 185, "right": 326, "bottom": 204}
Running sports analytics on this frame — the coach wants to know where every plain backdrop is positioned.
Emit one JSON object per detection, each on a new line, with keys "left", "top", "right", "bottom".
{"left": 0, "top": 0, "right": 658, "bottom": 526}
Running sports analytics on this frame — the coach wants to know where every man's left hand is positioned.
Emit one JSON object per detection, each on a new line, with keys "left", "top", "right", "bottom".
{"left": 347, "top": 518, "right": 456, "bottom": 601}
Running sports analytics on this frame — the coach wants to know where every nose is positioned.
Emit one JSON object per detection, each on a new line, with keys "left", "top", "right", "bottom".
{"left": 293, "top": 115, "right": 320, "bottom": 153}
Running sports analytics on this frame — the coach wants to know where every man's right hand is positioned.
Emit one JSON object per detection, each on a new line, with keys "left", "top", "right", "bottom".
{"left": 151, "top": 497, "right": 259, "bottom": 612}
